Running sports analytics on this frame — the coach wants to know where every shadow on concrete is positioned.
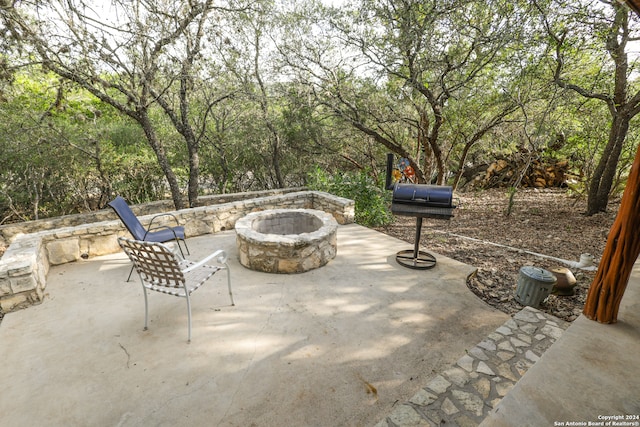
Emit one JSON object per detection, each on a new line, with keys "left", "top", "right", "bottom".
{"left": 0, "top": 224, "right": 509, "bottom": 426}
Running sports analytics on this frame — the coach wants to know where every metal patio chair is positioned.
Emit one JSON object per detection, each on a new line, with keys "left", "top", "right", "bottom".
{"left": 118, "top": 237, "right": 235, "bottom": 343}
{"left": 108, "top": 195, "right": 189, "bottom": 280}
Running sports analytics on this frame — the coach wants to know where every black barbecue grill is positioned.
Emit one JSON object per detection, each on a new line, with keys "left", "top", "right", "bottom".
{"left": 385, "top": 154, "right": 456, "bottom": 269}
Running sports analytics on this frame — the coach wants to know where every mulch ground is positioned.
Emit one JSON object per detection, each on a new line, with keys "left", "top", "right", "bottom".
{"left": 374, "top": 188, "right": 619, "bottom": 322}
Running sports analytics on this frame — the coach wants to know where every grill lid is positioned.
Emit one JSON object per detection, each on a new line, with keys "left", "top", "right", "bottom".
{"left": 519, "top": 266, "right": 557, "bottom": 283}
{"left": 392, "top": 183, "right": 453, "bottom": 208}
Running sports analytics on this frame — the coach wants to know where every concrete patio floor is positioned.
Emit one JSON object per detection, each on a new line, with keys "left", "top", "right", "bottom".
{"left": 0, "top": 224, "right": 509, "bottom": 427}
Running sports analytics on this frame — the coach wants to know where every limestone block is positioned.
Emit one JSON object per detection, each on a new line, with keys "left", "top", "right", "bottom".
{"left": 409, "top": 389, "right": 438, "bottom": 406}
{"left": 0, "top": 277, "right": 12, "bottom": 297}
{"left": 210, "top": 218, "right": 225, "bottom": 233}
{"left": 277, "top": 258, "right": 300, "bottom": 273}
{"left": 0, "top": 292, "right": 28, "bottom": 312}
{"left": 301, "top": 252, "right": 322, "bottom": 271}
{"left": 244, "top": 199, "right": 259, "bottom": 208}
{"left": 386, "top": 404, "right": 429, "bottom": 426}
{"left": 2, "top": 226, "right": 28, "bottom": 243}
{"left": 248, "top": 245, "right": 265, "bottom": 258}
{"left": 11, "top": 275, "right": 38, "bottom": 293}
{"left": 35, "top": 258, "right": 48, "bottom": 288}
{"left": 238, "top": 249, "right": 249, "bottom": 267}
{"left": 0, "top": 289, "right": 43, "bottom": 312}
{"left": 52, "top": 227, "right": 76, "bottom": 239}
{"left": 85, "top": 223, "right": 117, "bottom": 236}
{"left": 5, "top": 234, "right": 36, "bottom": 251}
{"left": 217, "top": 210, "right": 232, "bottom": 221}
{"left": 85, "top": 235, "right": 121, "bottom": 257}
{"left": 186, "top": 219, "right": 212, "bottom": 237}
{"left": 7, "top": 257, "right": 34, "bottom": 277}
{"left": 46, "top": 238, "right": 80, "bottom": 265}
{"left": 251, "top": 257, "right": 277, "bottom": 273}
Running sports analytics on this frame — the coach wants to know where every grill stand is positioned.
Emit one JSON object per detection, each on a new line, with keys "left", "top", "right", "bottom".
{"left": 395, "top": 217, "right": 437, "bottom": 269}
{"left": 385, "top": 152, "right": 455, "bottom": 270}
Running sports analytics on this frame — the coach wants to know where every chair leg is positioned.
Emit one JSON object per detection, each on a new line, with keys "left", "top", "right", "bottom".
{"left": 172, "top": 238, "right": 189, "bottom": 258}
{"left": 127, "top": 264, "right": 135, "bottom": 282}
{"left": 174, "top": 239, "right": 185, "bottom": 258}
{"left": 224, "top": 263, "right": 235, "bottom": 306}
{"left": 143, "top": 287, "right": 149, "bottom": 331}
{"left": 185, "top": 294, "right": 192, "bottom": 343}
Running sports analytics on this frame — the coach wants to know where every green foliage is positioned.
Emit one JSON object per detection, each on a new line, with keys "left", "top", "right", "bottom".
{"left": 505, "top": 186, "right": 517, "bottom": 217}
{"left": 0, "top": 69, "right": 167, "bottom": 222}
{"left": 306, "top": 166, "right": 393, "bottom": 227}
{"left": 2, "top": 0, "right": 640, "bottom": 222}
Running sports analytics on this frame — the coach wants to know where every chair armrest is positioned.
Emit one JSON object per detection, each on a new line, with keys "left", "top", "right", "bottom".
{"left": 142, "top": 224, "right": 180, "bottom": 240}
{"left": 182, "top": 250, "right": 228, "bottom": 274}
{"left": 147, "top": 213, "right": 181, "bottom": 231}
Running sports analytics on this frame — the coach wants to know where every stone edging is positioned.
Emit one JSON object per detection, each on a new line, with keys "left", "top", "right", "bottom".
{"left": 0, "top": 190, "right": 354, "bottom": 313}
{"left": 375, "top": 306, "right": 569, "bottom": 427}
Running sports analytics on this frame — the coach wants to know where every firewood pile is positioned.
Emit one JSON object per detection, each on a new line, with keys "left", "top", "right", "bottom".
{"left": 463, "top": 154, "right": 574, "bottom": 189}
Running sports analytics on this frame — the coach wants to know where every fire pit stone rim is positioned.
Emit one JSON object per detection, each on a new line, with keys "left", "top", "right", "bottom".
{"left": 235, "top": 208, "right": 337, "bottom": 245}
{"left": 235, "top": 208, "right": 339, "bottom": 274}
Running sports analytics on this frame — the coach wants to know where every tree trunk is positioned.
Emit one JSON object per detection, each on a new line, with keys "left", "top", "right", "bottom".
{"left": 138, "top": 113, "right": 185, "bottom": 210}
{"left": 583, "top": 142, "right": 640, "bottom": 323}
{"left": 583, "top": 2, "right": 630, "bottom": 215}
{"left": 545, "top": 2, "right": 638, "bottom": 216}
{"left": 151, "top": 79, "right": 201, "bottom": 208}
{"left": 271, "top": 133, "right": 284, "bottom": 188}
{"left": 426, "top": 124, "right": 446, "bottom": 185}
{"left": 179, "top": 65, "right": 201, "bottom": 208}
{"left": 420, "top": 142, "right": 434, "bottom": 184}
{"left": 428, "top": 104, "right": 446, "bottom": 185}
{"left": 187, "top": 136, "right": 200, "bottom": 207}
{"left": 418, "top": 110, "right": 434, "bottom": 183}
{"left": 452, "top": 144, "right": 472, "bottom": 191}
{"left": 586, "top": 114, "right": 629, "bottom": 215}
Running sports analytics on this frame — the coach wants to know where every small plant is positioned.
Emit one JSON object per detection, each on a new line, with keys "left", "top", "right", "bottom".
{"left": 307, "top": 166, "right": 393, "bottom": 227}
{"left": 505, "top": 186, "right": 517, "bottom": 217}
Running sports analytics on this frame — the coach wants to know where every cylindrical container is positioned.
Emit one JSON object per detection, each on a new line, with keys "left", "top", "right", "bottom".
{"left": 578, "top": 253, "right": 594, "bottom": 268}
{"left": 550, "top": 267, "right": 577, "bottom": 296}
{"left": 514, "top": 266, "right": 557, "bottom": 308}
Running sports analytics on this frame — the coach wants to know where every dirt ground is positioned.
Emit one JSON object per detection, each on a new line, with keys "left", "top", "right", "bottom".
{"left": 375, "top": 188, "right": 619, "bottom": 322}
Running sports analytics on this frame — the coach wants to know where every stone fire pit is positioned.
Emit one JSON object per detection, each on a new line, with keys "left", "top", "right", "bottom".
{"left": 235, "top": 209, "right": 338, "bottom": 273}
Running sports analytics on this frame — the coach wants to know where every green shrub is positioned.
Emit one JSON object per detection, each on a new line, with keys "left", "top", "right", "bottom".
{"left": 307, "top": 166, "right": 393, "bottom": 227}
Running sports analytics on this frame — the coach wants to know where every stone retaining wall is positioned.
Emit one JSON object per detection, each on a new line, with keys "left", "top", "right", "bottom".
{"left": 0, "top": 187, "right": 306, "bottom": 247}
{"left": 0, "top": 190, "right": 354, "bottom": 313}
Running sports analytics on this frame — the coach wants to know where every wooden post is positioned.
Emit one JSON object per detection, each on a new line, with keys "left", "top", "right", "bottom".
{"left": 583, "top": 144, "right": 640, "bottom": 323}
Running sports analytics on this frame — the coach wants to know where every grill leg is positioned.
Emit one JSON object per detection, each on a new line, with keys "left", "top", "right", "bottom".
{"left": 395, "top": 217, "right": 437, "bottom": 269}
{"left": 413, "top": 217, "right": 423, "bottom": 258}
